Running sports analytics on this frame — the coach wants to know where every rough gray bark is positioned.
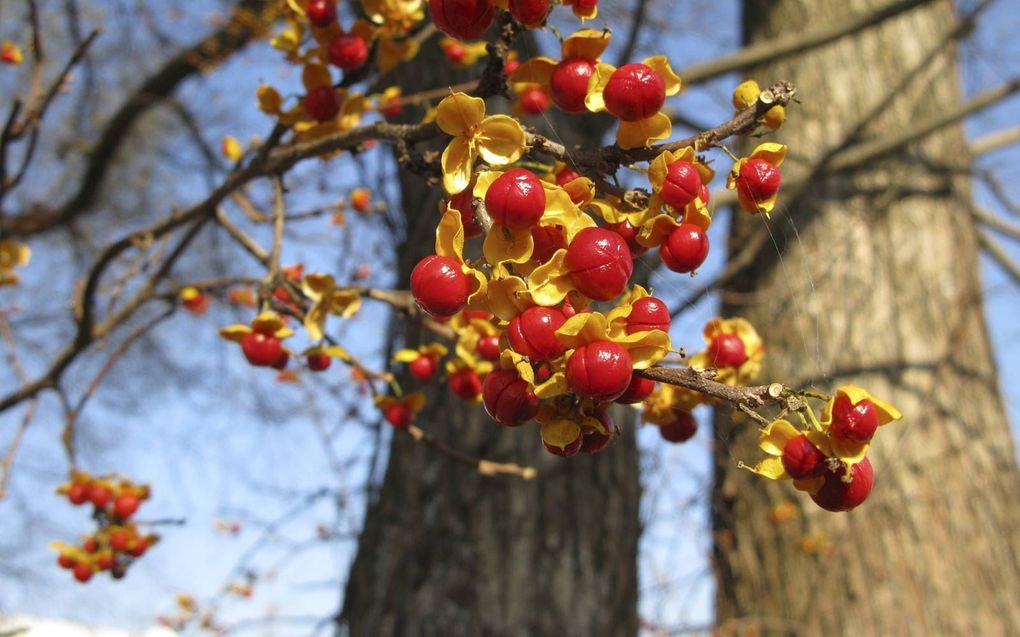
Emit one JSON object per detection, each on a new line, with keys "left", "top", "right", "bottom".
{"left": 712, "top": 1, "right": 1020, "bottom": 635}
{"left": 338, "top": 35, "right": 640, "bottom": 637}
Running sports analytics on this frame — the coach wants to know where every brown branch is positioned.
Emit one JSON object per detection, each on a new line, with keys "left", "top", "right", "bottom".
{"left": 971, "top": 206, "right": 1020, "bottom": 242}
{"left": 970, "top": 125, "right": 1020, "bottom": 157}
{"left": 405, "top": 424, "right": 537, "bottom": 479}
{"left": 978, "top": 230, "right": 1020, "bottom": 286}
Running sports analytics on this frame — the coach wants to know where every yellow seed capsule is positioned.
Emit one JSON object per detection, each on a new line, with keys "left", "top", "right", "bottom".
{"left": 732, "top": 79, "right": 762, "bottom": 110}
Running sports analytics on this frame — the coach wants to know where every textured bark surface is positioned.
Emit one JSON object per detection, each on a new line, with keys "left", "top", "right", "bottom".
{"left": 713, "top": 1, "right": 1020, "bottom": 636}
{"left": 338, "top": 37, "right": 640, "bottom": 637}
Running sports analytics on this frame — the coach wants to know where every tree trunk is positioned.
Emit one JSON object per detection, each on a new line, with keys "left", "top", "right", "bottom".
{"left": 338, "top": 36, "right": 640, "bottom": 637}
{"left": 713, "top": 1, "right": 1020, "bottom": 635}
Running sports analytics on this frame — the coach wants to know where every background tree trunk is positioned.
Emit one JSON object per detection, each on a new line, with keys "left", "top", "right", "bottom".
{"left": 338, "top": 35, "right": 640, "bottom": 637}
{"left": 713, "top": 1, "right": 1020, "bottom": 635}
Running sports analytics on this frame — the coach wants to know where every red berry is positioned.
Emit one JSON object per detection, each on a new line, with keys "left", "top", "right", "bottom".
{"left": 97, "top": 554, "right": 116, "bottom": 571}
{"left": 509, "top": 0, "right": 549, "bottom": 27}
{"left": 128, "top": 537, "right": 148, "bottom": 557}
{"left": 555, "top": 166, "right": 581, "bottom": 186}
{"left": 707, "top": 333, "right": 747, "bottom": 368}
{"left": 83, "top": 538, "right": 99, "bottom": 554}
{"left": 482, "top": 369, "right": 540, "bottom": 426}
{"left": 114, "top": 494, "right": 140, "bottom": 519}
{"left": 271, "top": 351, "right": 290, "bottom": 370}
{"left": 626, "top": 296, "right": 671, "bottom": 334}
{"left": 327, "top": 33, "right": 369, "bottom": 71}
{"left": 581, "top": 410, "right": 617, "bottom": 454}
{"left": 660, "top": 222, "right": 709, "bottom": 273}
{"left": 698, "top": 183, "right": 711, "bottom": 204}
{"left": 476, "top": 335, "right": 502, "bottom": 361}
{"left": 830, "top": 395, "right": 880, "bottom": 443}
{"left": 507, "top": 306, "right": 567, "bottom": 360}
{"left": 606, "top": 220, "right": 647, "bottom": 257}
{"left": 67, "top": 483, "right": 89, "bottom": 505}
{"left": 242, "top": 332, "right": 284, "bottom": 367}
{"left": 463, "top": 310, "right": 492, "bottom": 321}
{"left": 811, "top": 457, "right": 874, "bottom": 512}
{"left": 410, "top": 255, "right": 471, "bottom": 318}
{"left": 72, "top": 564, "right": 93, "bottom": 583}
{"left": 571, "top": 0, "right": 598, "bottom": 11}
{"left": 530, "top": 225, "right": 566, "bottom": 263}
{"left": 660, "top": 160, "right": 702, "bottom": 210}
{"left": 305, "top": 0, "right": 337, "bottom": 26}
{"left": 736, "top": 158, "right": 781, "bottom": 204}
{"left": 109, "top": 529, "right": 129, "bottom": 552}
{"left": 544, "top": 433, "right": 584, "bottom": 457}
{"left": 58, "top": 554, "right": 76, "bottom": 569}
{"left": 614, "top": 375, "right": 655, "bottom": 404}
{"left": 88, "top": 484, "right": 113, "bottom": 509}
{"left": 484, "top": 168, "right": 546, "bottom": 230}
{"left": 429, "top": 0, "right": 495, "bottom": 40}
{"left": 408, "top": 355, "right": 438, "bottom": 380}
{"left": 384, "top": 403, "right": 412, "bottom": 429}
{"left": 560, "top": 297, "right": 584, "bottom": 318}
{"left": 519, "top": 86, "right": 550, "bottom": 115}
{"left": 307, "top": 353, "right": 332, "bottom": 372}
{"left": 449, "top": 368, "right": 483, "bottom": 401}
{"left": 603, "top": 63, "right": 665, "bottom": 121}
{"left": 550, "top": 58, "right": 595, "bottom": 113}
{"left": 449, "top": 189, "right": 482, "bottom": 238}
{"left": 503, "top": 58, "right": 520, "bottom": 75}
{"left": 566, "top": 227, "right": 634, "bottom": 301}
{"left": 304, "top": 86, "right": 340, "bottom": 122}
{"left": 566, "top": 341, "right": 633, "bottom": 401}
{"left": 660, "top": 411, "right": 697, "bottom": 443}
{"left": 781, "top": 434, "right": 827, "bottom": 479}
{"left": 444, "top": 42, "right": 467, "bottom": 64}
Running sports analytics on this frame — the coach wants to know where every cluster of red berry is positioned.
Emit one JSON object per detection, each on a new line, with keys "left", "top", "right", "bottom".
{"left": 53, "top": 471, "right": 157, "bottom": 582}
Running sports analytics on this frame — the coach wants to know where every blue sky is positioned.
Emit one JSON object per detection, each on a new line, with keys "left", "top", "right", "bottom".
{"left": 0, "top": 1, "right": 1018, "bottom": 635}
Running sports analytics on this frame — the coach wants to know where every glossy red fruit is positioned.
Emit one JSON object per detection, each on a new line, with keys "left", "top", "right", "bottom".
{"left": 606, "top": 220, "right": 647, "bottom": 257}
{"left": 449, "top": 368, "right": 483, "bottom": 401}
{"left": 531, "top": 225, "right": 566, "bottom": 263}
{"left": 271, "top": 351, "right": 290, "bottom": 370}
{"left": 384, "top": 403, "right": 412, "bottom": 429}
{"left": 556, "top": 166, "right": 581, "bottom": 186}
{"left": 109, "top": 530, "right": 129, "bottom": 552}
{"left": 68, "top": 483, "right": 89, "bottom": 505}
{"left": 476, "top": 335, "right": 502, "bottom": 361}
{"left": 603, "top": 63, "right": 665, "bottom": 121}
{"left": 114, "top": 494, "right": 140, "bottom": 519}
{"left": 550, "top": 58, "right": 596, "bottom": 113}
{"left": 509, "top": 0, "right": 549, "bottom": 27}
{"left": 544, "top": 433, "right": 584, "bottom": 457}
{"left": 73, "top": 564, "right": 93, "bottom": 583}
{"left": 128, "top": 537, "right": 148, "bottom": 557}
{"left": 736, "top": 158, "right": 781, "bottom": 204}
{"left": 519, "top": 86, "right": 550, "bottom": 115}
{"left": 811, "top": 457, "right": 874, "bottom": 512}
{"left": 304, "top": 86, "right": 340, "bottom": 122}
{"left": 449, "top": 189, "right": 482, "bottom": 238}
{"left": 566, "top": 227, "right": 633, "bottom": 301}
{"left": 97, "top": 554, "right": 116, "bottom": 571}
{"left": 58, "top": 554, "right": 76, "bottom": 569}
{"left": 88, "top": 484, "right": 112, "bottom": 509}
{"left": 484, "top": 168, "right": 546, "bottom": 230}
{"left": 482, "top": 369, "right": 539, "bottom": 426}
{"left": 660, "top": 410, "right": 697, "bottom": 443}
{"left": 660, "top": 222, "right": 709, "bottom": 273}
{"left": 463, "top": 310, "right": 492, "bottom": 321}
{"left": 307, "top": 353, "right": 332, "bottom": 372}
{"left": 614, "top": 374, "right": 655, "bottom": 404}
{"left": 566, "top": 341, "right": 633, "bottom": 401}
{"left": 503, "top": 57, "right": 520, "bottom": 75}
{"left": 327, "top": 33, "right": 369, "bottom": 71}
{"left": 410, "top": 255, "right": 471, "bottom": 318}
{"left": 571, "top": 0, "right": 598, "bottom": 11}
{"left": 626, "top": 296, "right": 671, "bottom": 334}
{"left": 242, "top": 332, "right": 283, "bottom": 367}
{"left": 406, "top": 355, "right": 436, "bottom": 380}
{"left": 660, "top": 160, "right": 702, "bottom": 210}
{"left": 830, "top": 394, "right": 880, "bottom": 443}
{"left": 507, "top": 306, "right": 567, "bottom": 360}
{"left": 698, "top": 183, "right": 711, "bottom": 204}
{"left": 83, "top": 538, "right": 99, "bottom": 554}
{"left": 429, "top": 0, "right": 495, "bottom": 40}
{"left": 560, "top": 297, "right": 584, "bottom": 318}
{"left": 707, "top": 333, "right": 747, "bottom": 368}
{"left": 305, "top": 0, "right": 337, "bottom": 26}
{"left": 781, "top": 434, "right": 827, "bottom": 479}
{"left": 581, "top": 410, "right": 617, "bottom": 453}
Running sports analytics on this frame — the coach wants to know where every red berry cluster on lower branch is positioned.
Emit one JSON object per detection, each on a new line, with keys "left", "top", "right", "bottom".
{"left": 53, "top": 471, "right": 157, "bottom": 582}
